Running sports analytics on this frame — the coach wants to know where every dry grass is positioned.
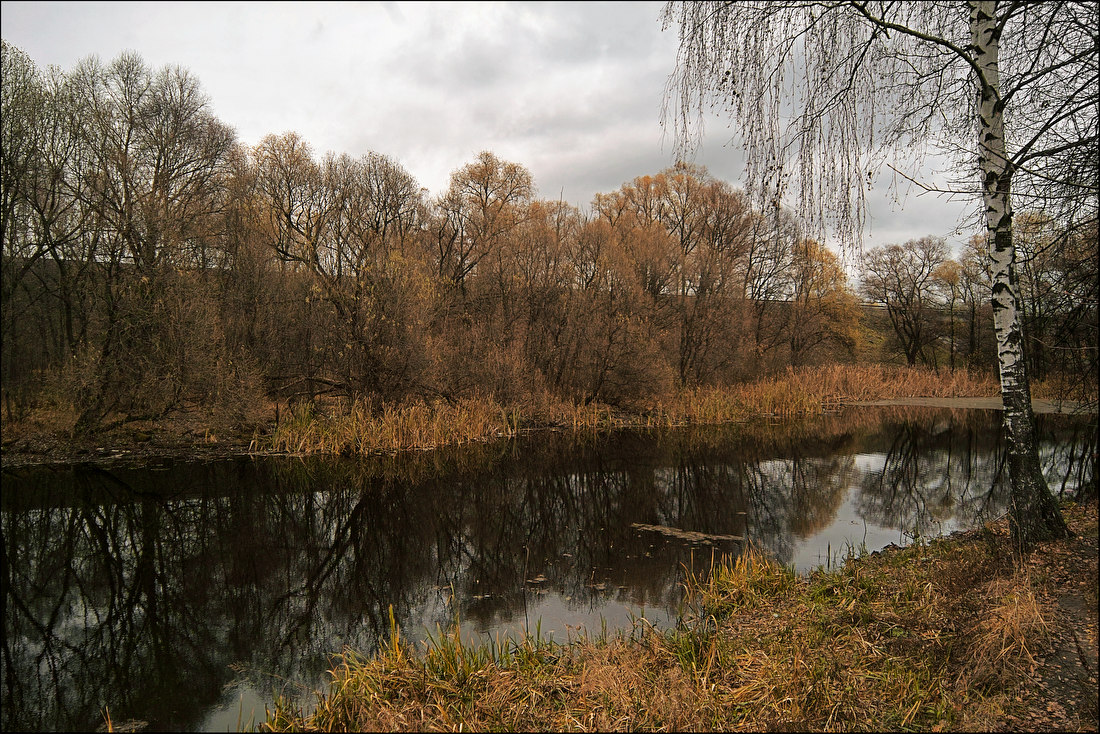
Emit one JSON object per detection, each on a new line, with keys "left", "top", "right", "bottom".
{"left": 1, "top": 364, "right": 999, "bottom": 458}
{"left": 760, "top": 364, "right": 999, "bottom": 402}
{"left": 269, "top": 395, "right": 516, "bottom": 455}
{"left": 263, "top": 613, "right": 711, "bottom": 732}
{"left": 964, "top": 574, "right": 1049, "bottom": 687}
{"left": 266, "top": 365, "right": 1000, "bottom": 456}
{"left": 1032, "top": 373, "right": 1100, "bottom": 405}
{"left": 261, "top": 503, "right": 1097, "bottom": 732}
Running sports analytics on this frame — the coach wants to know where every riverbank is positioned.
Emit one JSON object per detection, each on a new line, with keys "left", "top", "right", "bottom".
{"left": 2, "top": 365, "right": 1013, "bottom": 467}
{"left": 260, "top": 501, "right": 1098, "bottom": 732}
{"left": 262, "top": 365, "right": 1004, "bottom": 456}
{"left": 4, "top": 365, "right": 1094, "bottom": 469}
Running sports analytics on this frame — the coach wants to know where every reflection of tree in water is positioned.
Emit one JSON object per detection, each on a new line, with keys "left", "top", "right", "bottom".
{"left": 1039, "top": 418, "right": 1097, "bottom": 503}
{"left": 2, "top": 437, "right": 752, "bottom": 731}
{"left": 727, "top": 430, "right": 861, "bottom": 567}
{"left": 853, "top": 412, "right": 1094, "bottom": 536}
{"left": 428, "top": 432, "right": 757, "bottom": 630}
{"left": 855, "top": 418, "right": 999, "bottom": 535}
{"left": 2, "top": 408, "right": 1093, "bottom": 731}
{"left": 2, "top": 465, "right": 286, "bottom": 732}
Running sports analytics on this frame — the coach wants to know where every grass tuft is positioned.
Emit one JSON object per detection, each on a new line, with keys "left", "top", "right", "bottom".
{"left": 269, "top": 395, "right": 515, "bottom": 455}
{"left": 963, "top": 573, "right": 1049, "bottom": 687}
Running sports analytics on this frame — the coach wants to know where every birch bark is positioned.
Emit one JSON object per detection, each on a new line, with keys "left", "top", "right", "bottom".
{"left": 970, "top": 0, "right": 1068, "bottom": 550}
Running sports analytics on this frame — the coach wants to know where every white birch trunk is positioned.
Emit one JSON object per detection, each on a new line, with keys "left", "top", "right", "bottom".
{"left": 970, "top": 0, "right": 1067, "bottom": 550}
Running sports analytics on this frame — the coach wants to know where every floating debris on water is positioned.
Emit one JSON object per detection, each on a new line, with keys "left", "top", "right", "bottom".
{"left": 630, "top": 523, "right": 744, "bottom": 544}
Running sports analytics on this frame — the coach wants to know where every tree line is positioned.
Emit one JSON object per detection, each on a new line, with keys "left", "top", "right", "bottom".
{"left": 860, "top": 225, "right": 1095, "bottom": 380}
{"left": 2, "top": 41, "right": 1093, "bottom": 433}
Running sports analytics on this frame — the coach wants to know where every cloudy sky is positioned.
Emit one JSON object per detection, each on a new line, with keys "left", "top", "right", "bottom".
{"left": 2, "top": 1, "right": 978, "bottom": 251}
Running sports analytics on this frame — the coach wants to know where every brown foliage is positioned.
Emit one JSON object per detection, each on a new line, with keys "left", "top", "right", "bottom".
{"left": 4, "top": 42, "right": 1093, "bottom": 441}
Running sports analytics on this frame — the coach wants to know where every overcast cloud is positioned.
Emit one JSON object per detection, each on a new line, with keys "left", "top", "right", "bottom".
{"left": 2, "top": 0, "right": 977, "bottom": 251}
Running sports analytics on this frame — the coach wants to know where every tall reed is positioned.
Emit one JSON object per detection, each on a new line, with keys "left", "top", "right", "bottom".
{"left": 270, "top": 395, "right": 514, "bottom": 455}
{"left": 268, "top": 366, "right": 1001, "bottom": 456}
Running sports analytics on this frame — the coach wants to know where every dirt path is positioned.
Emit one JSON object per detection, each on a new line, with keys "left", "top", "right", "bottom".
{"left": 1001, "top": 506, "right": 1099, "bottom": 731}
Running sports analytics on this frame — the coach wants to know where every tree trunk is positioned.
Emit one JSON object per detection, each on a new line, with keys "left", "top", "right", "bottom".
{"left": 948, "top": 299, "right": 956, "bottom": 371}
{"left": 971, "top": 0, "right": 1068, "bottom": 552}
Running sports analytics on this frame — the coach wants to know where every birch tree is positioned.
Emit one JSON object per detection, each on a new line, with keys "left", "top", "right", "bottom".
{"left": 663, "top": 1, "right": 1097, "bottom": 551}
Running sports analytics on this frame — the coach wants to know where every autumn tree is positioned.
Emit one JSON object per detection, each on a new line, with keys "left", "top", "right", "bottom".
{"left": 1046, "top": 224, "right": 1099, "bottom": 406}
{"left": 567, "top": 214, "right": 674, "bottom": 405}
{"left": 431, "top": 151, "right": 533, "bottom": 294}
{"left": 662, "top": 0, "right": 1097, "bottom": 550}
{"left": 0, "top": 47, "right": 238, "bottom": 430}
{"left": 859, "top": 237, "right": 949, "bottom": 368}
{"left": 253, "top": 132, "right": 428, "bottom": 400}
{"left": 660, "top": 165, "right": 756, "bottom": 384}
{"left": 1013, "top": 210, "right": 1099, "bottom": 389}
{"left": 498, "top": 198, "right": 588, "bottom": 401}
{"left": 957, "top": 234, "right": 996, "bottom": 370}
{"left": 685, "top": 171, "right": 757, "bottom": 380}
{"left": 932, "top": 259, "right": 963, "bottom": 371}
{"left": 741, "top": 208, "right": 803, "bottom": 366}
{"left": 599, "top": 164, "right": 755, "bottom": 385}
{"left": 217, "top": 143, "right": 292, "bottom": 406}
{"left": 786, "top": 239, "right": 860, "bottom": 366}
{"left": 423, "top": 152, "right": 535, "bottom": 399}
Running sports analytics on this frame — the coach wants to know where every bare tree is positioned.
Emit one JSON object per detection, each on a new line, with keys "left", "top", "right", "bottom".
{"left": 860, "top": 237, "right": 949, "bottom": 368}
{"left": 63, "top": 53, "right": 236, "bottom": 430}
{"left": 958, "top": 234, "right": 996, "bottom": 370}
{"left": 253, "top": 133, "right": 427, "bottom": 399}
{"left": 932, "top": 259, "right": 963, "bottom": 371}
{"left": 2, "top": 43, "right": 87, "bottom": 398}
{"left": 1012, "top": 210, "right": 1099, "bottom": 388}
{"left": 662, "top": 0, "right": 1096, "bottom": 550}
{"left": 431, "top": 151, "right": 533, "bottom": 293}
{"left": 741, "top": 208, "right": 801, "bottom": 365}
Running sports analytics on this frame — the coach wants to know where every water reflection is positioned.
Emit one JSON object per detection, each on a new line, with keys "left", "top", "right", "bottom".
{"left": 1, "top": 407, "right": 1093, "bottom": 732}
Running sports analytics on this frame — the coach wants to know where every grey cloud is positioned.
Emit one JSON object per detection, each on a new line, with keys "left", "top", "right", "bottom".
{"left": 864, "top": 184, "right": 979, "bottom": 254}
{"left": 519, "top": 1, "right": 670, "bottom": 66}
{"left": 1, "top": 0, "right": 971, "bottom": 247}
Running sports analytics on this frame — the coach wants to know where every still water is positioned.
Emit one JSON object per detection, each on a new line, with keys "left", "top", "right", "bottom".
{"left": 2, "top": 407, "right": 1094, "bottom": 732}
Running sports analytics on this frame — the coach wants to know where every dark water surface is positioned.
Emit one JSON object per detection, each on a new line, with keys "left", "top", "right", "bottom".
{"left": 2, "top": 407, "right": 1095, "bottom": 732}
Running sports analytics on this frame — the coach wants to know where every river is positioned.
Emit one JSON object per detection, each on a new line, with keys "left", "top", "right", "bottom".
{"left": 2, "top": 406, "right": 1094, "bottom": 731}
